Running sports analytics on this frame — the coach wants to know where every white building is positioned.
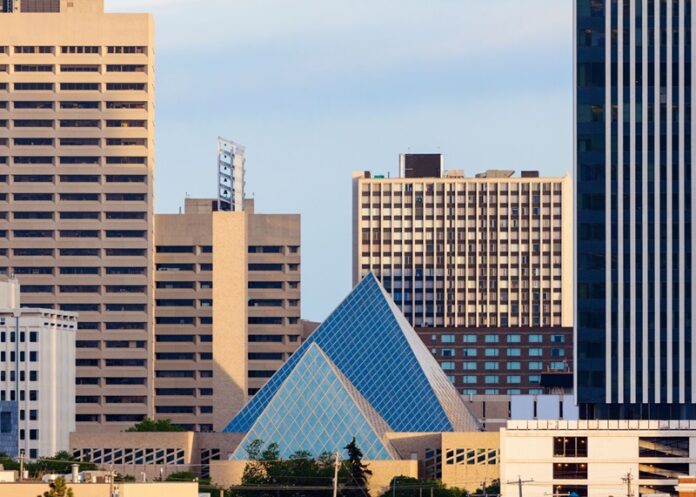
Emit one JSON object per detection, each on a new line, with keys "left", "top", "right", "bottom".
{"left": 500, "top": 419, "right": 696, "bottom": 497}
{"left": 217, "top": 137, "right": 246, "bottom": 212}
{"left": 0, "top": 279, "right": 77, "bottom": 458}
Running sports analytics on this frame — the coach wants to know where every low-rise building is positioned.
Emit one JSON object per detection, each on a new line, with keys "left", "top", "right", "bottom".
{"left": 0, "top": 278, "right": 77, "bottom": 458}
{"left": 500, "top": 420, "right": 696, "bottom": 497}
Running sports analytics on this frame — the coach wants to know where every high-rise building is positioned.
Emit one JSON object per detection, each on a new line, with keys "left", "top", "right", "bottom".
{"left": 575, "top": 0, "right": 695, "bottom": 418}
{"left": 217, "top": 138, "right": 245, "bottom": 212}
{"left": 153, "top": 197, "right": 300, "bottom": 430}
{"left": 0, "top": 0, "right": 155, "bottom": 429}
{"left": 0, "top": 278, "right": 77, "bottom": 458}
{"left": 353, "top": 159, "right": 573, "bottom": 394}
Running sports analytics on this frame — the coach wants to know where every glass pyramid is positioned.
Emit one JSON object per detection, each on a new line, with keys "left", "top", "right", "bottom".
{"left": 225, "top": 273, "right": 479, "bottom": 434}
{"left": 231, "top": 343, "right": 398, "bottom": 460}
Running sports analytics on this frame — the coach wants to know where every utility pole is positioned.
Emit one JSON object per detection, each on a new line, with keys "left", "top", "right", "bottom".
{"left": 482, "top": 478, "right": 488, "bottom": 497}
{"left": 18, "top": 449, "right": 25, "bottom": 482}
{"left": 109, "top": 463, "right": 114, "bottom": 497}
{"left": 332, "top": 452, "right": 340, "bottom": 497}
{"left": 622, "top": 471, "right": 634, "bottom": 497}
{"left": 506, "top": 476, "right": 533, "bottom": 497}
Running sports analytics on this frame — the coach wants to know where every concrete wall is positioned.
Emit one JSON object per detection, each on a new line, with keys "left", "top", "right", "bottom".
{"left": 0, "top": 482, "right": 197, "bottom": 497}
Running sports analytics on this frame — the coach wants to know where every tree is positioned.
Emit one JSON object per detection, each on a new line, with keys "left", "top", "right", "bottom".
{"left": 39, "top": 477, "right": 74, "bottom": 497}
{"left": 125, "top": 418, "right": 185, "bottom": 432}
{"left": 342, "top": 437, "right": 372, "bottom": 497}
{"left": 378, "top": 476, "right": 467, "bottom": 497}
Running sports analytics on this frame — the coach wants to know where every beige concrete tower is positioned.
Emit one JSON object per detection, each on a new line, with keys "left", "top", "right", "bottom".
{"left": 154, "top": 198, "right": 300, "bottom": 431}
{"left": 0, "top": 0, "right": 155, "bottom": 429}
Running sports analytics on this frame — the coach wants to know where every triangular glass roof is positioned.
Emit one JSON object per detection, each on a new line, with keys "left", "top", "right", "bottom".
{"left": 231, "top": 343, "right": 398, "bottom": 460}
{"left": 225, "top": 273, "right": 480, "bottom": 433}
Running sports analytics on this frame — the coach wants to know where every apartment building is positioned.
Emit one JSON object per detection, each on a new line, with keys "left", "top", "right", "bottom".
{"left": 0, "top": 278, "right": 77, "bottom": 458}
{"left": 352, "top": 155, "right": 573, "bottom": 394}
{"left": 0, "top": 0, "right": 155, "bottom": 429}
{"left": 154, "top": 198, "right": 300, "bottom": 431}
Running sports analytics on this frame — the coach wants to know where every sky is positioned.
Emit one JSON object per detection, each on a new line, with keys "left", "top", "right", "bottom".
{"left": 106, "top": 0, "right": 574, "bottom": 322}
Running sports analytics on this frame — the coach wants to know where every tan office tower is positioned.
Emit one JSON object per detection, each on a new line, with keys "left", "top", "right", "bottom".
{"left": 0, "top": 0, "right": 155, "bottom": 429}
{"left": 353, "top": 155, "right": 573, "bottom": 395}
{"left": 154, "top": 198, "right": 300, "bottom": 431}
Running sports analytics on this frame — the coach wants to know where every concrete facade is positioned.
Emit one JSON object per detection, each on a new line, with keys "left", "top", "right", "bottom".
{"left": 153, "top": 198, "right": 300, "bottom": 430}
{"left": 500, "top": 420, "right": 696, "bottom": 497}
{"left": 0, "top": 0, "right": 155, "bottom": 430}
{"left": 0, "top": 279, "right": 76, "bottom": 458}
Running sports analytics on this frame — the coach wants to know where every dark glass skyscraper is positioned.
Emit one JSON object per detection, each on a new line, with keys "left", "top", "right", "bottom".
{"left": 576, "top": 0, "right": 695, "bottom": 419}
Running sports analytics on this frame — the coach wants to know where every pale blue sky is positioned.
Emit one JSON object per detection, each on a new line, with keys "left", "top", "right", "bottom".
{"left": 107, "top": 0, "right": 573, "bottom": 321}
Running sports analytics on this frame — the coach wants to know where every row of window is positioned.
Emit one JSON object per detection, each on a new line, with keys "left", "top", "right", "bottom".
{"left": 0, "top": 390, "right": 37, "bottom": 401}
{"left": 156, "top": 263, "right": 212, "bottom": 272}
{"left": 449, "top": 375, "right": 543, "bottom": 385}
{"left": 22, "top": 285, "right": 146, "bottom": 294}
{"left": 77, "top": 377, "right": 147, "bottom": 386}
{"left": 0, "top": 350, "right": 38, "bottom": 362}
{"left": 0, "top": 118, "right": 147, "bottom": 128}
{"left": 0, "top": 330, "right": 38, "bottom": 342}
{"left": 248, "top": 263, "right": 300, "bottom": 272}
{"left": 155, "top": 317, "right": 213, "bottom": 325}
{"left": 0, "top": 82, "right": 148, "bottom": 91}
{"left": 0, "top": 101, "right": 147, "bottom": 111}
{"left": 4, "top": 64, "right": 147, "bottom": 73}
{"left": 461, "top": 388, "right": 544, "bottom": 395}
{"left": 435, "top": 334, "right": 566, "bottom": 344}
{"left": 4, "top": 230, "right": 147, "bottom": 239}
{"left": 77, "top": 340, "right": 146, "bottom": 349}
{"left": 4, "top": 46, "right": 147, "bottom": 55}
{"left": 4, "top": 247, "right": 146, "bottom": 257}
{"left": 8, "top": 211, "right": 146, "bottom": 220}
{"left": 157, "top": 281, "right": 212, "bottom": 290}
{"left": 441, "top": 361, "right": 563, "bottom": 372}
{"left": 437, "top": 348, "right": 566, "bottom": 358}
{"left": 7, "top": 193, "right": 147, "bottom": 201}
{"left": 155, "top": 299, "right": 213, "bottom": 308}
{"left": 0, "top": 156, "right": 147, "bottom": 164}
{"left": 0, "top": 370, "right": 38, "bottom": 381}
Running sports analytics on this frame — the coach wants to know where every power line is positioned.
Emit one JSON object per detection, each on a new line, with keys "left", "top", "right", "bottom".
{"left": 506, "top": 476, "right": 534, "bottom": 497}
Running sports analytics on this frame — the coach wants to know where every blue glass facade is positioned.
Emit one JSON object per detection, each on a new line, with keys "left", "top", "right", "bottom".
{"left": 576, "top": 0, "right": 695, "bottom": 418}
{"left": 232, "top": 344, "right": 397, "bottom": 460}
{"left": 0, "top": 401, "right": 18, "bottom": 457}
{"left": 225, "top": 273, "right": 479, "bottom": 434}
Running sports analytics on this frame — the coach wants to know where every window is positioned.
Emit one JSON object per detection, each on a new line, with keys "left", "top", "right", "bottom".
{"left": 639, "top": 438, "right": 688, "bottom": 458}
{"left": 484, "top": 376, "right": 499, "bottom": 385}
{"left": 60, "top": 137, "right": 100, "bottom": 146}
{"left": 552, "top": 335, "right": 565, "bottom": 343}
{"left": 61, "top": 46, "right": 100, "bottom": 54}
{"left": 248, "top": 263, "right": 284, "bottom": 271}
{"left": 60, "top": 83, "right": 99, "bottom": 91}
{"left": 462, "top": 335, "right": 477, "bottom": 343}
{"left": 529, "top": 334, "right": 543, "bottom": 343}
{"left": 60, "top": 212, "right": 99, "bottom": 220}
{"left": 13, "top": 101, "right": 53, "bottom": 109}
{"left": 462, "top": 362, "right": 477, "bottom": 371}
{"left": 507, "top": 334, "right": 521, "bottom": 343}
{"left": 554, "top": 437, "right": 588, "bottom": 457}
{"left": 484, "top": 349, "right": 499, "bottom": 357}
{"left": 507, "top": 348, "right": 521, "bottom": 357}
{"left": 507, "top": 362, "right": 521, "bottom": 370}
{"left": 485, "top": 362, "right": 499, "bottom": 371}
{"left": 107, "top": 46, "right": 147, "bottom": 54}
{"left": 441, "top": 335, "right": 456, "bottom": 343}
{"left": 14, "top": 83, "right": 53, "bottom": 91}
{"left": 14, "top": 64, "right": 53, "bottom": 72}
{"left": 441, "top": 362, "right": 455, "bottom": 371}
{"left": 485, "top": 335, "right": 499, "bottom": 343}
{"left": 60, "top": 120, "right": 99, "bottom": 128}
{"left": 0, "top": 412, "right": 11, "bottom": 434}
{"left": 553, "top": 463, "right": 588, "bottom": 479}
{"left": 13, "top": 138, "right": 53, "bottom": 146}
{"left": 60, "top": 65, "right": 99, "bottom": 73}
{"left": 507, "top": 375, "right": 521, "bottom": 384}
{"left": 529, "top": 361, "right": 543, "bottom": 370}
{"left": 463, "top": 348, "right": 477, "bottom": 357}
{"left": 106, "top": 83, "right": 147, "bottom": 91}
{"left": 529, "top": 348, "right": 543, "bottom": 357}
{"left": 552, "top": 348, "right": 566, "bottom": 357}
